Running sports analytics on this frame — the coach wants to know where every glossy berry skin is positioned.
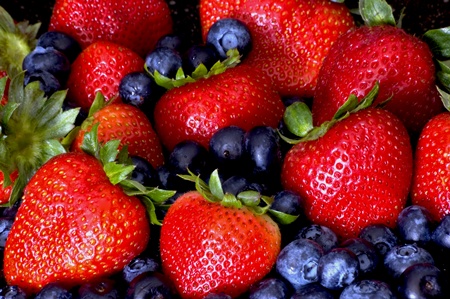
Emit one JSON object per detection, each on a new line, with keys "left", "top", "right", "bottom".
{"left": 168, "top": 140, "right": 210, "bottom": 176}
{"left": 271, "top": 190, "right": 302, "bottom": 217}
{"left": 49, "top": 0, "right": 173, "bottom": 57}
{"left": 397, "top": 205, "right": 435, "bottom": 245}
{"left": 125, "top": 272, "right": 177, "bottom": 299}
{"left": 155, "top": 34, "right": 185, "bottom": 53}
{"left": 34, "top": 283, "right": 73, "bottom": 299}
{"left": 184, "top": 44, "right": 220, "bottom": 74}
{"left": 397, "top": 263, "right": 448, "bottom": 298}
{"left": 282, "top": 108, "right": 413, "bottom": 239}
{"left": 199, "top": 0, "right": 355, "bottom": 97}
{"left": 296, "top": 224, "right": 338, "bottom": 253}
{"left": 130, "top": 156, "right": 159, "bottom": 188}
{"left": 276, "top": 238, "right": 324, "bottom": 290}
{"left": 153, "top": 64, "right": 285, "bottom": 151}
{"left": 160, "top": 191, "right": 281, "bottom": 298}
{"left": 412, "top": 112, "right": 450, "bottom": 221}
{"left": 206, "top": 18, "right": 252, "bottom": 60}
{"left": 122, "top": 254, "right": 160, "bottom": 284}
{"left": 77, "top": 278, "right": 120, "bottom": 299}
{"left": 36, "top": 31, "right": 81, "bottom": 63}
{"left": 119, "top": 72, "right": 161, "bottom": 112}
{"left": 432, "top": 215, "right": 450, "bottom": 250}
{"left": 248, "top": 278, "right": 291, "bottom": 299}
{"left": 383, "top": 244, "right": 434, "bottom": 279}
{"left": 145, "top": 47, "right": 183, "bottom": 78}
{"left": 0, "top": 285, "right": 27, "bottom": 299}
{"left": 24, "top": 70, "right": 61, "bottom": 97}
{"left": 340, "top": 238, "right": 379, "bottom": 276}
{"left": 358, "top": 224, "right": 399, "bottom": 258}
{"left": 317, "top": 248, "right": 360, "bottom": 291}
{"left": 0, "top": 217, "right": 14, "bottom": 249}
{"left": 22, "top": 46, "right": 70, "bottom": 82}
{"left": 312, "top": 25, "right": 443, "bottom": 136}
{"left": 339, "top": 280, "right": 396, "bottom": 299}
{"left": 3, "top": 152, "right": 150, "bottom": 295}
{"left": 291, "top": 283, "right": 334, "bottom": 299}
{"left": 66, "top": 41, "right": 145, "bottom": 112}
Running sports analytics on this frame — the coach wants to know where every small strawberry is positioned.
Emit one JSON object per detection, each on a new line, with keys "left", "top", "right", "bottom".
{"left": 0, "top": 170, "right": 18, "bottom": 204}
{"left": 48, "top": 0, "right": 173, "bottom": 57}
{"left": 311, "top": 0, "right": 444, "bottom": 137}
{"left": 70, "top": 94, "right": 165, "bottom": 169}
{"left": 199, "top": 0, "right": 355, "bottom": 97}
{"left": 160, "top": 170, "right": 291, "bottom": 298}
{"left": 66, "top": 41, "right": 145, "bottom": 112}
{"left": 151, "top": 52, "right": 285, "bottom": 151}
{"left": 281, "top": 90, "right": 413, "bottom": 239}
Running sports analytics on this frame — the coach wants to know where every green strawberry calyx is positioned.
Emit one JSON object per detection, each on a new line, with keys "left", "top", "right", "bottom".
{"left": 358, "top": 0, "right": 396, "bottom": 27}
{"left": 80, "top": 124, "right": 176, "bottom": 226}
{"left": 179, "top": 169, "right": 299, "bottom": 225}
{"left": 145, "top": 48, "right": 241, "bottom": 90}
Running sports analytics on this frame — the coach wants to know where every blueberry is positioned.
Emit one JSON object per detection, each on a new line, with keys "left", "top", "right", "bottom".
{"left": 339, "top": 280, "right": 396, "bottom": 299}
{"left": 130, "top": 156, "right": 159, "bottom": 187}
{"left": 77, "top": 278, "right": 120, "bottom": 299}
{"left": 397, "top": 205, "right": 435, "bottom": 245}
{"left": 341, "top": 238, "right": 380, "bottom": 276}
{"left": 35, "top": 283, "right": 73, "bottom": 299}
{"left": 0, "top": 217, "right": 14, "bottom": 249}
{"left": 248, "top": 277, "right": 292, "bottom": 299}
{"left": 296, "top": 224, "right": 338, "bottom": 253}
{"left": 276, "top": 238, "right": 324, "bottom": 290}
{"left": 221, "top": 175, "right": 252, "bottom": 196}
{"left": 119, "top": 72, "right": 162, "bottom": 111}
{"left": 0, "top": 285, "right": 27, "bottom": 299}
{"left": 291, "top": 283, "right": 334, "bottom": 299}
{"left": 432, "top": 215, "right": 450, "bottom": 249}
{"left": 397, "top": 263, "right": 448, "bottom": 298}
{"left": 24, "top": 70, "right": 61, "bottom": 97}
{"left": 22, "top": 46, "right": 71, "bottom": 82}
{"left": 156, "top": 164, "right": 192, "bottom": 192}
{"left": 125, "top": 272, "right": 176, "bottom": 299}
{"left": 203, "top": 293, "right": 232, "bottom": 299}
{"left": 144, "top": 47, "right": 183, "bottom": 78}
{"left": 383, "top": 243, "right": 434, "bottom": 279}
{"left": 122, "top": 254, "right": 160, "bottom": 284}
{"left": 184, "top": 44, "right": 219, "bottom": 74}
{"left": 271, "top": 190, "right": 302, "bottom": 216}
{"left": 206, "top": 18, "right": 252, "bottom": 60}
{"left": 358, "top": 224, "right": 399, "bottom": 257}
{"left": 37, "top": 31, "right": 81, "bottom": 62}
{"left": 168, "top": 140, "right": 210, "bottom": 176}
{"left": 155, "top": 34, "right": 186, "bottom": 53}
{"left": 317, "top": 248, "right": 360, "bottom": 291}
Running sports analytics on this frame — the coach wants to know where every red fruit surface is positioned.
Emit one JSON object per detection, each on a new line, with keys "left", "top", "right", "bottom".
{"left": 199, "top": 0, "right": 355, "bottom": 97}
{"left": 153, "top": 64, "right": 285, "bottom": 151}
{"left": 281, "top": 108, "right": 413, "bottom": 239}
{"left": 3, "top": 152, "right": 150, "bottom": 295}
{"left": 0, "top": 170, "right": 18, "bottom": 204}
{"left": 72, "top": 103, "right": 165, "bottom": 169}
{"left": 160, "top": 191, "right": 281, "bottom": 298}
{"left": 48, "top": 0, "right": 173, "bottom": 57}
{"left": 0, "top": 70, "right": 9, "bottom": 105}
{"left": 66, "top": 41, "right": 144, "bottom": 112}
{"left": 412, "top": 112, "right": 450, "bottom": 221}
{"left": 312, "top": 25, "right": 443, "bottom": 136}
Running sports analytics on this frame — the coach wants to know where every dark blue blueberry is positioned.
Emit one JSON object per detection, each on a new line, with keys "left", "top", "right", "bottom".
{"left": 358, "top": 224, "right": 399, "bottom": 257}
{"left": 271, "top": 190, "right": 302, "bottom": 216}
{"left": 77, "top": 278, "right": 120, "bottom": 299}
{"left": 248, "top": 278, "right": 292, "bottom": 299}
{"left": 209, "top": 125, "right": 246, "bottom": 178}
{"left": 341, "top": 238, "right": 380, "bottom": 276}
{"left": 168, "top": 140, "right": 210, "bottom": 176}
{"left": 203, "top": 293, "right": 232, "bottom": 299}
{"left": 119, "top": 72, "right": 162, "bottom": 111}
{"left": 184, "top": 44, "right": 219, "bottom": 74}
{"left": 397, "top": 205, "right": 435, "bottom": 245}
{"left": 24, "top": 70, "right": 61, "bottom": 97}
{"left": 296, "top": 224, "right": 338, "bottom": 253}
{"left": 125, "top": 272, "right": 176, "bottom": 299}
{"left": 22, "top": 46, "right": 70, "bottom": 82}
{"left": 144, "top": 47, "right": 183, "bottom": 78}
{"left": 383, "top": 243, "right": 434, "bottom": 279}
{"left": 276, "top": 238, "right": 324, "bottom": 290}
{"left": 0, "top": 285, "right": 27, "bottom": 299}
{"left": 35, "top": 283, "right": 73, "bottom": 299}
{"left": 37, "top": 31, "right": 81, "bottom": 62}
{"left": 397, "top": 263, "right": 448, "bottom": 299}
{"left": 339, "top": 280, "right": 396, "bottom": 299}
{"left": 0, "top": 217, "right": 14, "bottom": 249}
{"left": 432, "top": 215, "right": 450, "bottom": 249}
{"left": 156, "top": 165, "right": 192, "bottom": 192}
{"left": 130, "top": 156, "right": 159, "bottom": 187}
{"left": 206, "top": 18, "right": 252, "bottom": 60}
{"left": 155, "top": 34, "right": 185, "bottom": 53}
{"left": 221, "top": 175, "right": 251, "bottom": 196}
{"left": 122, "top": 254, "right": 160, "bottom": 284}
{"left": 291, "top": 283, "right": 334, "bottom": 299}
{"left": 317, "top": 247, "right": 360, "bottom": 291}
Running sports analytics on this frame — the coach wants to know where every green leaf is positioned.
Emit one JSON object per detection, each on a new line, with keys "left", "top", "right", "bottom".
{"left": 209, "top": 169, "right": 224, "bottom": 199}
{"left": 237, "top": 190, "right": 261, "bottom": 207}
{"left": 438, "top": 86, "right": 450, "bottom": 112}
{"left": 103, "top": 162, "right": 135, "bottom": 185}
{"left": 80, "top": 123, "right": 100, "bottom": 157}
{"left": 283, "top": 102, "right": 314, "bottom": 137}
{"left": 436, "top": 60, "right": 450, "bottom": 95}
{"left": 0, "top": 76, "right": 6, "bottom": 99}
{"left": 333, "top": 94, "right": 360, "bottom": 120}
{"left": 268, "top": 209, "right": 299, "bottom": 225}
{"left": 423, "top": 27, "right": 450, "bottom": 59}
{"left": 359, "top": 0, "right": 396, "bottom": 27}
{"left": 140, "top": 196, "right": 163, "bottom": 226}
{"left": 99, "top": 140, "right": 121, "bottom": 164}
{"left": 87, "top": 92, "right": 107, "bottom": 118}
{"left": 221, "top": 193, "right": 242, "bottom": 209}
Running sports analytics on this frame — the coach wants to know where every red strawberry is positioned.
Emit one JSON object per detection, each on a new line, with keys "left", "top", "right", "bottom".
{"left": 281, "top": 107, "right": 413, "bottom": 239}
{"left": 71, "top": 100, "right": 165, "bottom": 169}
{"left": 0, "top": 170, "right": 18, "bottom": 204}
{"left": 66, "top": 41, "right": 145, "bottom": 112}
{"left": 160, "top": 171, "right": 282, "bottom": 298}
{"left": 48, "top": 0, "right": 173, "bottom": 57}
{"left": 153, "top": 63, "right": 285, "bottom": 151}
{"left": 311, "top": 3, "right": 443, "bottom": 137}
{"left": 199, "top": 0, "right": 355, "bottom": 97}
{"left": 0, "top": 71, "right": 8, "bottom": 105}
{"left": 3, "top": 150, "right": 151, "bottom": 294}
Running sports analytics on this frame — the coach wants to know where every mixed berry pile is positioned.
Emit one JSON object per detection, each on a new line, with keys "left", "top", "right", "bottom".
{"left": 1, "top": 0, "right": 450, "bottom": 298}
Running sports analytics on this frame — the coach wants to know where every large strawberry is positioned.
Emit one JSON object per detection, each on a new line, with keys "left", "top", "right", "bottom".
{"left": 281, "top": 93, "right": 413, "bottom": 239}
{"left": 160, "top": 170, "right": 286, "bottom": 298}
{"left": 311, "top": 0, "right": 443, "bottom": 137}
{"left": 48, "top": 0, "right": 173, "bottom": 57}
{"left": 199, "top": 0, "right": 355, "bottom": 98}
{"left": 152, "top": 56, "right": 285, "bottom": 151}
{"left": 66, "top": 41, "right": 145, "bottom": 112}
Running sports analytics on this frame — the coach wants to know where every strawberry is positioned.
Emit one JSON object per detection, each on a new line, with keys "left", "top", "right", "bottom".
{"left": 311, "top": 0, "right": 443, "bottom": 137}
{"left": 66, "top": 41, "right": 145, "bottom": 112}
{"left": 152, "top": 60, "right": 285, "bottom": 151}
{"left": 199, "top": 0, "right": 355, "bottom": 97}
{"left": 71, "top": 95, "right": 165, "bottom": 169}
{"left": 0, "top": 71, "right": 8, "bottom": 105}
{"left": 48, "top": 0, "right": 173, "bottom": 57}
{"left": 281, "top": 94, "right": 413, "bottom": 239}
{"left": 160, "top": 170, "right": 284, "bottom": 298}
{"left": 0, "top": 170, "right": 18, "bottom": 204}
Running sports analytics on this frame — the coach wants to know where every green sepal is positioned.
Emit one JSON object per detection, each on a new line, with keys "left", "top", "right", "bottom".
{"left": 0, "top": 76, "right": 6, "bottom": 99}
{"left": 438, "top": 86, "right": 450, "bottom": 112}
{"left": 359, "top": 0, "right": 396, "bottom": 27}
{"left": 209, "top": 169, "right": 224, "bottom": 199}
{"left": 423, "top": 27, "right": 450, "bottom": 60}
{"left": 283, "top": 102, "right": 314, "bottom": 138}
{"left": 237, "top": 190, "right": 261, "bottom": 207}
{"left": 268, "top": 209, "right": 299, "bottom": 225}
